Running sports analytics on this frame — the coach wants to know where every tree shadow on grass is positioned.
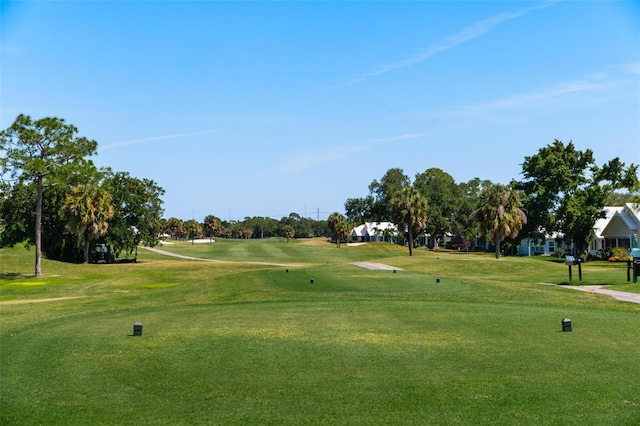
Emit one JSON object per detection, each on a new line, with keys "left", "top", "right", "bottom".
{"left": 0, "top": 272, "right": 30, "bottom": 280}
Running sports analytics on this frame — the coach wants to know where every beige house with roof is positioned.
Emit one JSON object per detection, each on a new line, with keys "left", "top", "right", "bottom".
{"left": 591, "top": 203, "right": 640, "bottom": 251}
{"left": 519, "top": 203, "right": 640, "bottom": 256}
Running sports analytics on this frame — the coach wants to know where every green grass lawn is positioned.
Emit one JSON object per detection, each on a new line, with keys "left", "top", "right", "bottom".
{"left": 1, "top": 239, "right": 639, "bottom": 425}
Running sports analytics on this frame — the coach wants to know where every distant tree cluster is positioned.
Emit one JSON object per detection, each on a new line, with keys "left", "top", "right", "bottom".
{"left": 160, "top": 212, "right": 329, "bottom": 242}
{"left": 1, "top": 115, "right": 165, "bottom": 275}
{"left": 344, "top": 140, "right": 638, "bottom": 258}
{"left": 344, "top": 167, "right": 494, "bottom": 256}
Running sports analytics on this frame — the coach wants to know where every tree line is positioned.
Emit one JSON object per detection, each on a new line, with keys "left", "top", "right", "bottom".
{"left": 164, "top": 139, "right": 638, "bottom": 260}
{"left": 332, "top": 140, "right": 638, "bottom": 258}
{"left": 1, "top": 115, "right": 165, "bottom": 275}
{"left": 2, "top": 114, "right": 638, "bottom": 276}
{"left": 161, "top": 213, "right": 329, "bottom": 242}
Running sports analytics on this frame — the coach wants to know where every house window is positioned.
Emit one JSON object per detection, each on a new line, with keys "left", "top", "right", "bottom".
{"left": 548, "top": 241, "right": 555, "bottom": 253}
{"left": 604, "top": 237, "right": 630, "bottom": 249}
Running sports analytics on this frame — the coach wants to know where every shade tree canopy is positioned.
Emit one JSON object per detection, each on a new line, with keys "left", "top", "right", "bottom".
{"left": 368, "top": 168, "right": 411, "bottom": 222}
{"left": 1, "top": 115, "right": 98, "bottom": 275}
{"left": 518, "top": 140, "right": 639, "bottom": 255}
{"left": 103, "top": 171, "right": 165, "bottom": 258}
{"left": 344, "top": 196, "right": 375, "bottom": 225}
{"left": 413, "top": 168, "right": 459, "bottom": 251}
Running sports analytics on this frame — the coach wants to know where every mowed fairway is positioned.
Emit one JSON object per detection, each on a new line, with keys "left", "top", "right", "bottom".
{"left": 1, "top": 239, "right": 639, "bottom": 425}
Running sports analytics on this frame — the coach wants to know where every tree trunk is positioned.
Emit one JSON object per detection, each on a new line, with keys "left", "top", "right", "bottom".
{"left": 408, "top": 227, "right": 414, "bottom": 256}
{"left": 495, "top": 241, "right": 501, "bottom": 259}
{"left": 34, "top": 176, "right": 43, "bottom": 276}
{"left": 83, "top": 239, "right": 90, "bottom": 264}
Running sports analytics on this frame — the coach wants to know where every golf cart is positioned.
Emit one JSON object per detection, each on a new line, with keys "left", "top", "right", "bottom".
{"left": 91, "top": 244, "right": 115, "bottom": 264}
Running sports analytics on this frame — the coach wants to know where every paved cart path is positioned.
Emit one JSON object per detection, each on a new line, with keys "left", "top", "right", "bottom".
{"left": 143, "top": 247, "right": 403, "bottom": 271}
{"left": 542, "top": 283, "right": 640, "bottom": 304}
{"left": 141, "top": 246, "right": 302, "bottom": 267}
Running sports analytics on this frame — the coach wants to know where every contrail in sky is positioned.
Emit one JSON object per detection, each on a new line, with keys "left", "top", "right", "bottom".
{"left": 370, "top": 134, "right": 423, "bottom": 143}
{"left": 101, "top": 129, "right": 220, "bottom": 151}
{"left": 332, "top": 1, "right": 557, "bottom": 90}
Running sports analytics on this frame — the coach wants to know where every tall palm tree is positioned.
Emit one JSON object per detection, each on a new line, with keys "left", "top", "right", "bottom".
{"left": 472, "top": 184, "right": 527, "bottom": 259}
{"left": 391, "top": 186, "right": 429, "bottom": 256}
{"left": 63, "top": 183, "right": 115, "bottom": 263}
{"left": 327, "top": 212, "right": 351, "bottom": 248}
{"left": 203, "top": 215, "right": 221, "bottom": 240}
{"left": 165, "top": 217, "right": 185, "bottom": 239}
{"left": 184, "top": 219, "right": 203, "bottom": 244}
{"left": 335, "top": 219, "right": 351, "bottom": 247}
{"left": 281, "top": 224, "right": 295, "bottom": 243}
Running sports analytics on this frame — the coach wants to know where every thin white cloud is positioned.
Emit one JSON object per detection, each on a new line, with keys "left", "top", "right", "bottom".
{"left": 279, "top": 145, "right": 369, "bottom": 175}
{"left": 614, "top": 62, "right": 640, "bottom": 75}
{"left": 274, "top": 133, "right": 424, "bottom": 175}
{"left": 0, "top": 43, "right": 20, "bottom": 55}
{"left": 369, "top": 134, "right": 424, "bottom": 143}
{"left": 100, "top": 129, "right": 220, "bottom": 151}
{"left": 332, "top": 1, "right": 556, "bottom": 90}
{"left": 428, "top": 63, "right": 640, "bottom": 121}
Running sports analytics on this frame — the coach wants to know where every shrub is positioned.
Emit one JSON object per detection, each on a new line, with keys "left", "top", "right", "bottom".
{"left": 608, "top": 247, "right": 631, "bottom": 262}
{"left": 554, "top": 248, "right": 564, "bottom": 258}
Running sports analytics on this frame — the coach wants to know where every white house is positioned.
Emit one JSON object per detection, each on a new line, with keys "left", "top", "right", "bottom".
{"left": 592, "top": 203, "right": 640, "bottom": 251}
{"left": 519, "top": 232, "right": 564, "bottom": 256}
{"left": 519, "top": 203, "right": 640, "bottom": 256}
{"left": 351, "top": 222, "right": 398, "bottom": 243}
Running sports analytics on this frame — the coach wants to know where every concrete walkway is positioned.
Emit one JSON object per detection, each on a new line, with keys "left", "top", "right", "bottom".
{"left": 552, "top": 284, "right": 640, "bottom": 304}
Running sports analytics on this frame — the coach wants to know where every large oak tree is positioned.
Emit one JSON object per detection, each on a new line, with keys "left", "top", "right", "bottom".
{"left": 519, "top": 140, "right": 638, "bottom": 255}
{"left": 414, "top": 168, "right": 459, "bottom": 250}
{"left": 104, "top": 171, "right": 165, "bottom": 257}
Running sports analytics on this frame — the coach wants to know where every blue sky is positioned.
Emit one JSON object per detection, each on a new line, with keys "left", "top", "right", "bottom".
{"left": 2, "top": 1, "right": 639, "bottom": 221}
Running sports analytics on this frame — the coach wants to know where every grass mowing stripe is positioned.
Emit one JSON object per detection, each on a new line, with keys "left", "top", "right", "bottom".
{"left": 1, "top": 240, "right": 639, "bottom": 424}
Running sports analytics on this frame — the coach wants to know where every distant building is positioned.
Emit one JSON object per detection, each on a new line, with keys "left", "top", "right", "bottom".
{"left": 592, "top": 203, "right": 640, "bottom": 251}
{"left": 519, "top": 232, "right": 563, "bottom": 256}
{"left": 351, "top": 222, "right": 398, "bottom": 243}
{"left": 519, "top": 203, "right": 640, "bottom": 256}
